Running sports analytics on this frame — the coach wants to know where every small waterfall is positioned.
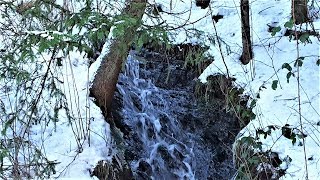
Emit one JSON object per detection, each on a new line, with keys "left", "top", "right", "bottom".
{"left": 116, "top": 53, "right": 197, "bottom": 179}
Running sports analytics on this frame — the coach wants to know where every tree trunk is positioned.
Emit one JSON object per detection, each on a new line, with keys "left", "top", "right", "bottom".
{"left": 240, "top": 0, "right": 253, "bottom": 65}
{"left": 90, "top": 0, "right": 146, "bottom": 120}
{"left": 292, "top": 0, "right": 308, "bottom": 24}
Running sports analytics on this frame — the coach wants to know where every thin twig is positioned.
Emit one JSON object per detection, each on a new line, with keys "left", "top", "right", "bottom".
{"left": 292, "top": 1, "right": 309, "bottom": 178}
{"left": 209, "top": 5, "right": 230, "bottom": 77}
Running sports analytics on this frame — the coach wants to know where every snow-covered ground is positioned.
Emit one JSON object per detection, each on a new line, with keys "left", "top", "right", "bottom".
{"left": 0, "top": 0, "right": 319, "bottom": 179}
{"left": 0, "top": 0, "right": 124, "bottom": 178}
{"left": 146, "top": 0, "right": 319, "bottom": 179}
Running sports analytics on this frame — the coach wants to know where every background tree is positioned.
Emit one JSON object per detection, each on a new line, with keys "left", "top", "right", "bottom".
{"left": 292, "top": 0, "right": 308, "bottom": 24}
{"left": 240, "top": 0, "right": 253, "bottom": 65}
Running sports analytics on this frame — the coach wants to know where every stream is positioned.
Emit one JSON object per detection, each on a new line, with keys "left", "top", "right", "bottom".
{"left": 113, "top": 51, "right": 240, "bottom": 179}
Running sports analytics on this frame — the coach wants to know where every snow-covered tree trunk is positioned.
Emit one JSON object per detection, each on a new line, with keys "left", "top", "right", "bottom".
{"left": 240, "top": 0, "right": 253, "bottom": 65}
{"left": 90, "top": 0, "right": 146, "bottom": 120}
{"left": 292, "top": 0, "right": 308, "bottom": 24}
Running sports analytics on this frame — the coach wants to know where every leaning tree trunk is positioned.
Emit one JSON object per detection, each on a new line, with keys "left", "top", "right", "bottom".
{"left": 240, "top": 0, "right": 253, "bottom": 65}
{"left": 292, "top": 0, "right": 308, "bottom": 24}
{"left": 90, "top": 0, "right": 146, "bottom": 121}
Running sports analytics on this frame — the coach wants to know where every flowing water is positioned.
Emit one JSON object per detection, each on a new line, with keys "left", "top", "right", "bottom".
{"left": 115, "top": 52, "right": 238, "bottom": 179}
{"left": 116, "top": 53, "right": 201, "bottom": 179}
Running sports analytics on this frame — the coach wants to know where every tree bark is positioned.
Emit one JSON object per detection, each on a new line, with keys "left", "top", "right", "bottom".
{"left": 240, "top": 0, "right": 253, "bottom": 65}
{"left": 90, "top": 0, "right": 146, "bottom": 120}
{"left": 292, "top": 0, "right": 308, "bottom": 24}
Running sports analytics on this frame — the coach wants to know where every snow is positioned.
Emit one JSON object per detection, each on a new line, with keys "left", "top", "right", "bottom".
{"left": 0, "top": 48, "right": 113, "bottom": 177}
{"left": 146, "top": 0, "right": 320, "bottom": 179}
{"left": 0, "top": 1, "right": 125, "bottom": 179}
{"left": 0, "top": 49, "right": 111, "bottom": 178}
{"left": 0, "top": 0, "right": 319, "bottom": 179}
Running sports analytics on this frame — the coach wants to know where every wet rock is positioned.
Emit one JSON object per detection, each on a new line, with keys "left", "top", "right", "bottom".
{"left": 158, "top": 145, "right": 171, "bottom": 163}
{"left": 130, "top": 92, "right": 142, "bottom": 111}
{"left": 137, "top": 160, "right": 152, "bottom": 179}
{"left": 111, "top": 90, "right": 131, "bottom": 136}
